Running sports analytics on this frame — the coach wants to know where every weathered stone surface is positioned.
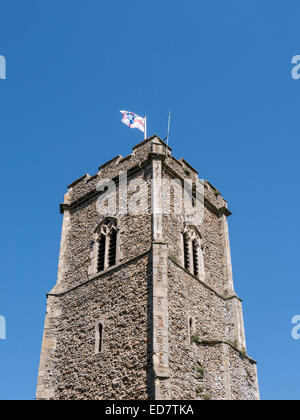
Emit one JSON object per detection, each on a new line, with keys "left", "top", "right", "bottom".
{"left": 36, "top": 136, "right": 259, "bottom": 400}
{"left": 39, "top": 255, "right": 152, "bottom": 400}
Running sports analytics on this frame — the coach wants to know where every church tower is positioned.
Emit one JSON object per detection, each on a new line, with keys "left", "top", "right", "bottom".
{"left": 36, "top": 136, "right": 259, "bottom": 400}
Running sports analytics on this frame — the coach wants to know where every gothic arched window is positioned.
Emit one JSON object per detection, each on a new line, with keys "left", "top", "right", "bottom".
{"left": 182, "top": 223, "right": 205, "bottom": 278}
{"left": 89, "top": 217, "right": 120, "bottom": 276}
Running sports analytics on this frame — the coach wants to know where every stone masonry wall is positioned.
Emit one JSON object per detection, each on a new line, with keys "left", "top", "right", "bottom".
{"left": 37, "top": 141, "right": 156, "bottom": 399}
{"left": 38, "top": 254, "right": 152, "bottom": 400}
{"left": 162, "top": 168, "right": 227, "bottom": 295}
{"left": 160, "top": 157, "right": 258, "bottom": 399}
{"left": 58, "top": 163, "right": 152, "bottom": 292}
{"left": 167, "top": 260, "right": 258, "bottom": 400}
{"left": 168, "top": 260, "right": 237, "bottom": 344}
{"left": 37, "top": 136, "right": 259, "bottom": 400}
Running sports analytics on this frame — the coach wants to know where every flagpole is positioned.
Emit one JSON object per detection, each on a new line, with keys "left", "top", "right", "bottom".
{"left": 166, "top": 110, "right": 171, "bottom": 149}
{"left": 144, "top": 116, "right": 147, "bottom": 140}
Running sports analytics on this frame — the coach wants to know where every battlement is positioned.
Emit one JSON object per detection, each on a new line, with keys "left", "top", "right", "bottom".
{"left": 62, "top": 135, "right": 229, "bottom": 216}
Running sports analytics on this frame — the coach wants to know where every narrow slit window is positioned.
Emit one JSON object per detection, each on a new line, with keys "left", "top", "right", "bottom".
{"left": 97, "top": 235, "right": 106, "bottom": 272}
{"left": 97, "top": 323, "right": 103, "bottom": 353}
{"left": 192, "top": 240, "right": 199, "bottom": 277}
{"left": 189, "top": 317, "right": 195, "bottom": 344}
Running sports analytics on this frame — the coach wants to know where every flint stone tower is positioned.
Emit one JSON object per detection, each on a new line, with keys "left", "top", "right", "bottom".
{"left": 36, "top": 136, "right": 259, "bottom": 400}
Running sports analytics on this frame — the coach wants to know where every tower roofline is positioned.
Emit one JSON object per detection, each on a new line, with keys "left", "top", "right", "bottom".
{"left": 67, "top": 134, "right": 171, "bottom": 190}
{"left": 132, "top": 134, "right": 172, "bottom": 152}
{"left": 64, "top": 134, "right": 231, "bottom": 215}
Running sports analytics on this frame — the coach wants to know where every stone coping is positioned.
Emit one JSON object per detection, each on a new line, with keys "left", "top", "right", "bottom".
{"left": 179, "top": 158, "right": 198, "bottom": 175}
{"left": 98, "top": 155, "right": 122, "bottom": 171}
{"left": 46, "top": 247, "right": 241, "bottom": 307}
{"left": 168, "top": 256, "right": 242, "bottom": 303}
{"left": 192, "top": 337, "right": 257, "bottom": 365}
{"left": 132, "top": 135, "right": 172, "bottom": 151}
{"left": 47, "top": 249, "right": 151, "bottom": 297}
{"left": 60, "top": 155, "right": 231, "bottom": 218}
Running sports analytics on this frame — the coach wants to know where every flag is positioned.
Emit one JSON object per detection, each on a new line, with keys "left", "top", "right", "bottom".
{"left": 120, "top": 110, "right": 146, "bottom": 133}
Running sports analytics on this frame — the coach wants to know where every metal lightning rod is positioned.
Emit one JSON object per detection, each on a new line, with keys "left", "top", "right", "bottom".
{"left": 163, "top": 111, "right": 172, "bottom": 172}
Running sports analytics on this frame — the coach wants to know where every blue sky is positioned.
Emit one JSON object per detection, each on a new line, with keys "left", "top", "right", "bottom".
{"left": 0, "top": 0, "right": 299, "bottom": 400}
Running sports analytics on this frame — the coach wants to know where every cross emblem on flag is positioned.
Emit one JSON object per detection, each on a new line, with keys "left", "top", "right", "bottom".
{"left": 120, "top": 110, "right": 147, "bottom": 139}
